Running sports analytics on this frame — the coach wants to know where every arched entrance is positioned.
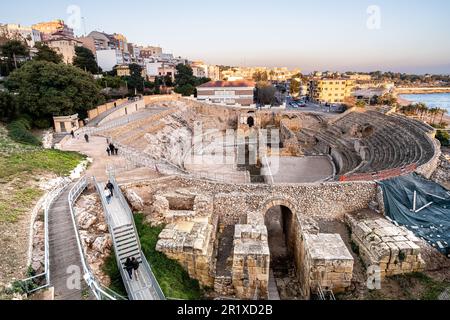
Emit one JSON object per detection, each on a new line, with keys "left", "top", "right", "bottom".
{"left": 264, "top": 202, "right": 303, "bottom": 299}
{"left": 247, "top": 116, "right": 255, "bottom": 128}
{"left": 265, "top": 205, "right": 294, "bottom": 271}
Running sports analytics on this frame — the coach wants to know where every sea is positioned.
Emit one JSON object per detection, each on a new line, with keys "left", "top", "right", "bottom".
{"left": 399, "top": 93, "right": 450, "bottom": 113}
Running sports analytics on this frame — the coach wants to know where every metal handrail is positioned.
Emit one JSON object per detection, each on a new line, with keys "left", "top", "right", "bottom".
{"left": 93, "top": 177, "right": 133, "bottom": 299}
{"left": 68, "top": 177, "right": 125, "bottom": 300}
{"left": 109, "top": 174, "right": 166, "bottom": 300}
{"left": 21, "top": 180, "right": 69, "bottom": 293}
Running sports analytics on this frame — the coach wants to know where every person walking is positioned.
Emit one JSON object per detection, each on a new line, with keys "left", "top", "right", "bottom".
{"left": 109, "top": 143, "right": 115, "bottom": 155}
{"left": 106, "top": 181, "right": 115, "bottom": 197}
{"left": 104, "top": 187, "right": 112, "bottom": 204}
{"left": 106, "top": 147, "right": 111, "bottom": 157}
{"left": 131, "top": 257, "right": 142, "bottom": 280}
{"left": 84, "top": 134, "right": 89, "bottom": 143}
{"left": 114, "top": 146, "right": 119, "bottom": 156}
{"left": 124, "top": 258, "right": 134, "bottom": 280}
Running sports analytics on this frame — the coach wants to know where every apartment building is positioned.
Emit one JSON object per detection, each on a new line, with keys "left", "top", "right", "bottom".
{"left": 140, "top": 46, "right": 163, "bottom": 59}
{"left": 309, "top": 79, "right": 355, "bottom": 104}
{"left": 1, "top": 24, "right": 42, "bottom": 47}
{"left": 32, "top": 20, "right": 74, "bottom": 41}
{"left": 46, "top": 36, "right": 82, "bottom": 64}
{"left": 197, "top": 80, "right": 255, "bottom": 106}
{"left": 96, "top": 49, "right": 124, "bottom": 72}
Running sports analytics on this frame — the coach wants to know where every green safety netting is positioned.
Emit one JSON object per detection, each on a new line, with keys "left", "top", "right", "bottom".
{"left": 378, "top": 173, "right": 450, "bottom": 257}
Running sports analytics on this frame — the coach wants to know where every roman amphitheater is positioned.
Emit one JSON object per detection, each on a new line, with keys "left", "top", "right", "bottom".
{"left": 31, "top": 95, "right": 450, "bottom": 300}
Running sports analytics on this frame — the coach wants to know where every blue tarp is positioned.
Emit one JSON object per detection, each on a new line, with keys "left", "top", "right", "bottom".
{"left": 378, "top": 174, "right": 450, "bottom": 257}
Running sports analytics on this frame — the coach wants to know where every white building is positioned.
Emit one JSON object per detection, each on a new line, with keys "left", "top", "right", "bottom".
{"left": 207, "top": 65, "right": 221, "bottom": 81}
{"left": 3, "top": 24, "right": 41, "bottom": 47}
{"left": 96, "top": 49, "right": 124, "bottom": 72}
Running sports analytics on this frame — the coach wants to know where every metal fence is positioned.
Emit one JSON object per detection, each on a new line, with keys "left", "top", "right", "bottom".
{"left": 110, "top": 175, "right": 166, "bottom": 300}
{"left": 68, "top": 177, "right": 126, "bottom": 300}
{"left": 20, "top": 180, "right": 69, "bottom": 294}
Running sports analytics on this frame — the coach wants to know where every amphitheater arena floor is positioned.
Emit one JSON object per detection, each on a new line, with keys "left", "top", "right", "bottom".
{"left": 265, "top": 155, "right": 334, "bottom": 183}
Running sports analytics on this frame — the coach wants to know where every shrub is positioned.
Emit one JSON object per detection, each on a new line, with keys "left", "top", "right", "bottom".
{"left": 7, "top": 119, "right": 41, "bottom": 146}
{"left": 33, "top": 118, "right": 51, "bottom": 129}
{"left": 436, "top": 130, "right": 449, "bottom": 146}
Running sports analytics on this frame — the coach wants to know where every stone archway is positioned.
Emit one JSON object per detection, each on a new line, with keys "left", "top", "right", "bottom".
{"left": 261, "top": 198, "right": 303, "bottom": 299}
{"left": 247, "top": 116, "right": 255, "bottom": 128}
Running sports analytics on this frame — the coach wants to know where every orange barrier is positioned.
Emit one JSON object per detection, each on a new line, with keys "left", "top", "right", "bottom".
{"left": 339, "top": 163, "right": 417, "bottom": 182}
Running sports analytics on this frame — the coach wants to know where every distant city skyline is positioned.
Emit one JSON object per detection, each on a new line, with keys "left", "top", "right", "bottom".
{"left": 1, "top": 0, "right": 450, "bottom": 74}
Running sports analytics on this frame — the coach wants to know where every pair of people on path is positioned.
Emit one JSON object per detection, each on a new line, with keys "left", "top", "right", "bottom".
{"left": 124, "top": 257, "right": 141, "bottom": 280}
{"left": 104, "top": 181, "right": 114, "bottom": 204}
{"left": 108, "top": 142, "right": 119, "bottom": 156}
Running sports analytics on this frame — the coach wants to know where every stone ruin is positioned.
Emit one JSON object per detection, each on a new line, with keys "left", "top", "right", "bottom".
{"left": 345, "top": 212, "right": 425, "bottom": 279}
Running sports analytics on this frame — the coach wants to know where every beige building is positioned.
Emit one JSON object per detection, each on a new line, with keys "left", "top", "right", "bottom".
{"left": 197, "top": 80, "right": 255, "bottom": 106}
{"left": 309, "top": 79, "right": 355, "bottom": 104}
{"left": 32, "top": 20, "right": 74, "bottom": 41}
{"left": 140, "top": 46, "right": 163, "bottom": 59}
{"left": 46, "top": 37, "right": 82, "bottom": 64}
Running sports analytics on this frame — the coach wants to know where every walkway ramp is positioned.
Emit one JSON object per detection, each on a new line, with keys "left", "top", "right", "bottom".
{"left": 48, "top": 182, "right": 93, "bottom": 300}
{"left": 95, "top": 177, "right": 165, "bottom": 300}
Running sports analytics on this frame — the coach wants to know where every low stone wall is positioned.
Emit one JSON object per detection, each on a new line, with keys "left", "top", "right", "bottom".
{"left": 302, "top": 233, "right": 354, "bottom": 294}
{"left": 98, "top": 99, "right": 146, "bottom": 125}
{"left": 88, "top": 98, "right": 128, "bottom": 120}
{"left": 416, "top": 136, "right": 441, "bottom": 179}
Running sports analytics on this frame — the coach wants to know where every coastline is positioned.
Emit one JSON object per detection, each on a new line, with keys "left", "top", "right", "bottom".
{"left": 395, "top": 87, "right": 450, "bottom": 95}
{"left": 396, "top": 95, "right": 450, "bottom": 129}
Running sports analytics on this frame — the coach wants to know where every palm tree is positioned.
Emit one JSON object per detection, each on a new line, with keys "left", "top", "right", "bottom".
{"left": 439, "top": 108, "right": 448, "bottom": 126}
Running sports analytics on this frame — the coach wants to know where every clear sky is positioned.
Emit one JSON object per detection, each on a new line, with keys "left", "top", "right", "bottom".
{"left": 1, "top": 0, "right": 450, "bottom": 74}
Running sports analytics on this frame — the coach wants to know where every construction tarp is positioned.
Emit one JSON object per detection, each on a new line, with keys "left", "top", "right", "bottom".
{"left": 378, "top": 173, "right": 450, "bottom": 257}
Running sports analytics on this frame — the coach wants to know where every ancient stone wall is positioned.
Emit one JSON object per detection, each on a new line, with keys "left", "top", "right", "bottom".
{"left": 232, "top": 224, "right": 270, "bottom": 299}
{"left": 345, "top": 213, "right": 425, "bottom": 279}
{"left": 416, "top": 136, "right": 442, "bottom": 179}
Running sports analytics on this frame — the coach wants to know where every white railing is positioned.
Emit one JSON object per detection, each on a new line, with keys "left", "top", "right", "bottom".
{"left": 68, "top": 177, "right": 126, "bottom": 300}
{"left": 21, "top": 180, "right": 69, "bottom": 293}
{"left": 110, "top": 175, "right": 166, "bottom": 300}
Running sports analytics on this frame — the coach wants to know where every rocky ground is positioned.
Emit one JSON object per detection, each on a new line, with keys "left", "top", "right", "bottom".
{"left": 74, "top": 189, "right": 112, "bottom": 286}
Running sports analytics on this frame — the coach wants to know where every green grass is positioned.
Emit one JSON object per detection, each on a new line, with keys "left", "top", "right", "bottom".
{"left": 135, "top": 214, "right": 203, "bottom": 300}
{"left": 102, "top": 250, "right": 127, "bottom": 297}
{"left": 0, "top": 124, "right": 86, "bottom": 223}
{"left": 0, "top": 149, "right": 85, "bottom": 183}
{"left": 388, "top": 272, "right": 450, "bottom": 300}
{"left": 103, "top": 214, "right": 203, "bottom": 300}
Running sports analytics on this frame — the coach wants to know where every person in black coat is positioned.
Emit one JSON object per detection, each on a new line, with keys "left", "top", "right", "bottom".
{"left": 124, "top": 258, "right": 133, "bottom": 280}
{"left": 106, "top": 181, "right": 114, "bottom": 197}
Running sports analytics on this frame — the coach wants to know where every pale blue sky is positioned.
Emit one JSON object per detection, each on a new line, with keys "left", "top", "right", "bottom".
{"left": 1, "top": 0, "right": 450, "bottom": 74}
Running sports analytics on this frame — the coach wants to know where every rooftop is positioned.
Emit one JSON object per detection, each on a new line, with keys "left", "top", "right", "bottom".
{"left": 198, "top": 80, "right": 256, "bottom": 88}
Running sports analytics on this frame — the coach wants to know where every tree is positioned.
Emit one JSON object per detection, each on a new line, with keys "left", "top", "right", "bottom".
{"left": 34, "top": 43, "right": 63, "bottom": 64}
{"left": 174, "top": 84, "right": 196, "bottom": 97}
{"left": 175, "top": 64, "right": 195, "bottom": 87}
{"left": 253, "top": 71, "right": 268, "bottom": 82}
{"left": 0, "top": 40, "right": 29, "bottom": 73}
{"left": 256, "top": 82, "right": 276, "bottom": 105}
{"left": 98, "top": 75, "right": 126, "bottom": 89}
{"left": 73, "top": 46, "right": 100, "bottom": 74}
{"left": 124, "top": 63, "right": 145, "bottom": 94}
{"left": 436, "top": 130, "right": 449, "bottom": 146}
{"left": 290, "top": 79, "right": 300, "bottom": 96}
{"left": 439, "top": 108, "right": 448, "bottom": 125}
{"left": 5, "top": 60, "right": 104, "bottom": 121}
{"left": 0, "top": 91, "right": 17, "bottom": 120}
{"left": 356, "top": 100, "right": 366, "bottom": 108}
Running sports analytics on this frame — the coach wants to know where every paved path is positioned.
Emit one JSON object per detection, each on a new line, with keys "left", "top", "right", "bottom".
{"left": 48, "top": 183, "right": 92, "bottom": 300}
{"left": 61, "top": 136, "right": 160, "bottom": 183}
